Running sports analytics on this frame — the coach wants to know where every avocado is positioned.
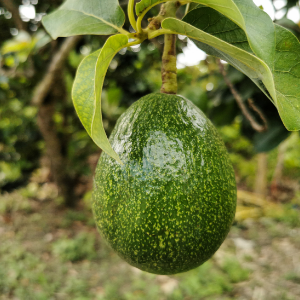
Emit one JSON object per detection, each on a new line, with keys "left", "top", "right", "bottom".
{"left": 92, "top": 93, "right": 237, "bottom": 275}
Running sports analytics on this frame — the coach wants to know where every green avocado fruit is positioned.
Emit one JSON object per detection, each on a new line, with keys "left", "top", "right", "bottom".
{"left": 92, "top": 93, "right": 237, "bottom": 275}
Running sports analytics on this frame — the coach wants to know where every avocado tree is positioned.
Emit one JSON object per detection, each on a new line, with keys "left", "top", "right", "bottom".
{"left": 0, "top": 0, "right": 184, "bottom": 206}
{"left": 0, "top": 0, "right": 87, "bottom": 206}
{"left": 41, "top": 0, "right": 300, "bottom": 274}
{"left": 42, "top": 0, "right": 300, "bottom": 161}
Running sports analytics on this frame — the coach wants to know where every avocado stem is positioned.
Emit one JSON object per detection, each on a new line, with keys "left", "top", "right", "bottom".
{"left": 161, "top": 33, "right": 177, "bottom": 95}
{"left": 159, "top": 1, "right": 179, "bottom": 95}
{"left": 128, "top": 0, "right": 137, "bottom": 32}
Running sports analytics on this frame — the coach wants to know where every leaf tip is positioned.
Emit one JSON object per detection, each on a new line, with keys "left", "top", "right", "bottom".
{"left": 41, "top": 16, "right": 57, "bottom": 40}
{"left": 112, "top": 153, "right": 124, "bottom": 166}
{"left": 117, "top": 159, "right": 124, "bottom": 166}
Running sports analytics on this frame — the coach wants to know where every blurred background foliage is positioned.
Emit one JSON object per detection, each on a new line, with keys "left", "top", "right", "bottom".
{"left": 0, "top": 0, "right": 299, "bottom": 202}
{"left": 0, "top": 0, "right": 300, "bottom": 299}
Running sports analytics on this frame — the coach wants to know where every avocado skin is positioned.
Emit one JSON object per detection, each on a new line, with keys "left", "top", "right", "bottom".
{"left": 93, "top": 93, "right": 237, "bottom": 275}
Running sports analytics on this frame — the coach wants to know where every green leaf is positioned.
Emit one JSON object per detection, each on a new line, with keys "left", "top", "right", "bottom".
{"left": 231, "top": 0, "right": 275, "bottom": 69}
{"left": 161, "top": 17, "right": 276, "bottom": 104}
{"left": 72, "top": 50, "right": 100, "bottom": 137}
{"left": 163, "top": 5, "right": 300, "bottom": 130}
{"left": 137, "top": 0, "right": 274, "bottom": 64}
{"left": 136, "top": 0, "right": 244, "bottom": 20}
{"left": 273, "top": 24, "right": 300, "bottom": 131}
{"left": 42, "top": 0, "right": 126, "bottom": 39}
{"left": 0, "top": 31, "right": 51, "bottom": 63}
{"left": 179, "top": 7, "right": 272, "bottom": 101}
{"left": 72, "top": 34, "right": 129, "bottom": 164}
{"left": 1, "top": 31, "right": 33, "bottom": 55}
{"left": 137, "top": 0, "right": 275, "bottom": 68}
{"left": 136, "top": 0, "right": 165, "bottom": 16}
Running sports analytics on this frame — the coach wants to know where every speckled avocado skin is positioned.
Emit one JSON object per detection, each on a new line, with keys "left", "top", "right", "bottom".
{"left": 92, "top": 93, "right": 237, "bottom": 275}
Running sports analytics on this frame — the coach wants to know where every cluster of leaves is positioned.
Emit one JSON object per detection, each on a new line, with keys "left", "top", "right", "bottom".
{"left": 0, "top": 1, "right": 167, "bottom": 191}
{"left": 0, "top": 1, "right": 59, "bottom": 190}
{"left": 1, "top": 0, "right": 300, "bottom": 191}
{"left": 42, "top": 0, "right": 300, "bottom": 164}
{"left": 0, "top": 64, "right": 41, "bottom": 190}
{"left": 166, "top": 1, "right": 300, "bottom": 131}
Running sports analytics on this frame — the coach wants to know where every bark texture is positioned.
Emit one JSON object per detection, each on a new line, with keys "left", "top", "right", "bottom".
{"left": 37, "top": 73, "right": 76, "bottom": 207}
{"left": 271, "top": 140, "right": 288, "bottom": 198}
{"left": 161, "top": 34, "right": 177, "bottom": 94}
{"left": 33, "top": 37, "right": 81, "bottom": 206}
{"left": 255, "top": 153, "right": 268, "bottom": 197}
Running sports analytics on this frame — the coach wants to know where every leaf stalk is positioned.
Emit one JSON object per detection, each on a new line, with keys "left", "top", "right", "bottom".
{"left": 147, "top": 28, "right": 175, "bottom": 39}
{"left": 161, "top": 33, "right": 178, "bottom": 94}
{"left": 159, "top": 1, "right": 181, "bottom": 94}
{"left": 128, "top": 0, "right": 137, "bottom": 32}
{"left": 185, "top": 3, "right": 190, "bottom": 15}
{"left": 127, "top": 39, "right": 144, "bottom": 48}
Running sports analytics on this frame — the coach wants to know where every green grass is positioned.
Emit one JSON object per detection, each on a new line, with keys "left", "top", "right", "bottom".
{"left": 60, "top": 210, "right": 89, "bottom": 228}
{"left": 0, "top": 194, "right": 244, "bottom": 300}
{"left": 221, "top": 258, "right": 249, "bottom": 283}
{"left": 2, "top": 184, "right": 300, "bottom": 299}
{"left": 285, "top": 272, "right": 300, "bottom": 284}
{"left": 274, "top": 205, "right": 300, "bottom": 228}
{"left": 0, "top": 191, "right": 32, "bottom": 214}
{"left": 172, "top": 261, "right": 233, "bottom": 299}
{"left": 52, "top": 232, "right": 97, "bottom": 262}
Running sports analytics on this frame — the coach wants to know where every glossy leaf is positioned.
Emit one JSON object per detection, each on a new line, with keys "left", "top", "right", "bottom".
{"left": 161, "top": 17, "right": 276, "bottom": 105}
{"left": 72, "top": 50, "right": 100, "bottom": 136}
{"left": 136, "top": 0, "right": 165, "bottom": 16}
{"left": 42, "top": 0, "right": 126, "bottom": 39}
{"left": 138, "top": 0, "right": 273, "bottom": 58}
{"left": 231, "top": 0, "right": 275, "bottom": 69}
{"left": 72, "top": 34, "right": 128, "bottom": 164}
{"left": 184, "top": 7, "right": 300, "bottom": 130}
{"left": 273, "top": 24, "right": 300, "bottom": 130}
{"left": 137, "top": 0, "right": 274, "bottom": 65}
{"left": 179, "top": 7, "right": 274, "bottom": 101}
{"left": 163, "top": 5, "right": 300, "bottom": 130}
{"left": 136, "top": 0, "right": 242, "bottom": 20}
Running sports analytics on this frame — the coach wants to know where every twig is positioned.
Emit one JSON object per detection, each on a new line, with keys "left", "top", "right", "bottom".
{"left": 2, "top": 0, "right": 26, "bottom": 31}
{"left": 159, "top": 2, "right": 179, "bottom": 94}
{"left": 185, "top": 3, "right": 191, "bottom": 16}
{"left": 248, "top": 98, "right": 268, "bottom": 130}
{"left": 218, "top": 59, "right": 268, "bottom": 132}
{"left": 32, "top": 36, "right": 81, "bottom": 106}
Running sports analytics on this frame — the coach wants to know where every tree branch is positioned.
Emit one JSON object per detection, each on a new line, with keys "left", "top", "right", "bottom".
{"left": 218, "top": 60, "right": 268, "bottom": 133}
{"left": 159, "top": 1, "right": 180, "bottom": 94}
{"left": 248, "top": 98, "right": 268, "bottom": 130}
{"left": 2, "top": 0, "right": 26, "bottom": 31}
{"left": 161, "top": 34, "right": 177, "bottom": 94}
{"left": 32, "top": 36, "right": 81, "bottom": 106}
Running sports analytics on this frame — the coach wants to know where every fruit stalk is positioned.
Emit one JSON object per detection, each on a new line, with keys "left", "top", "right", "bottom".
{"left": 161, "top": 33, "right": 177, "bottom": 94}
{"left": 159, "top": 1, "right": 180, "bottom": 94}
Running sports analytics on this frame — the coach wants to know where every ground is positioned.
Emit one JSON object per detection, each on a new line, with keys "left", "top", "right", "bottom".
{"left": 1, "top": 188, "right": 300, "bottom": 300}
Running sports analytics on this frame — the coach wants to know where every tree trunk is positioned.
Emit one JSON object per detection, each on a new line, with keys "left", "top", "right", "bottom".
{"left": 255, "top": 153, "right": 268, "bottom": 197}
{"left": 37, "top": 73, "right": 76, "bottom": 207}
{"left": 271, "top": 140, "right": 288, "bottom": 199}
{"left": 32, "top": 37, "right": 81, "bottom": 207}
